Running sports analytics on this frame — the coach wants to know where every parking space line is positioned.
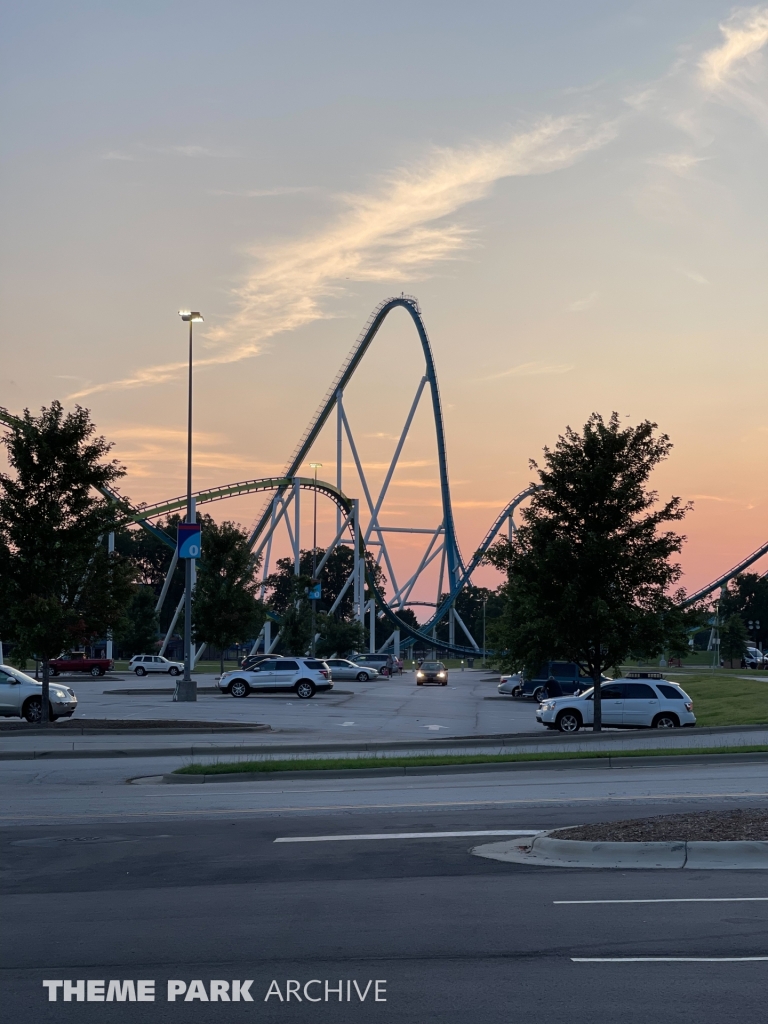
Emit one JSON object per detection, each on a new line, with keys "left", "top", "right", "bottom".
{"left": 572, "top": 957, "right": 768, "bottom": 962}
{"left": 274, "top": 829, "right": 542, "bottom": 843}
{"left": 556, "top": 897, "right": 768, "bottom": 905}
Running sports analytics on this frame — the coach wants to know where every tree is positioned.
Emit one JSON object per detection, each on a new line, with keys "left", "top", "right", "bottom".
{"left": 315, "top": 614, "right": 365, "bottom": 658}
{"left": 191, "top": 519, "right": 266, "bottom": 673}
{"left": 720, "top": 614, "right": 748, "bottom": 667}
{"left": 115, "top": 516, "right": 184, "bottom": 634}
{"left": 0, "top": 403, "right": 133, "bottom": 723}
{"left": 484, "top": 413, "right": 690, "bottom": 731}
{"left": 720, "top": 573, "right": 768, "bottom": 649}
{"left": 114, "top": 585, "right": 160, "bottom": 658}
{"left": 263, "top": 545, "right": 385, "bottom": 618}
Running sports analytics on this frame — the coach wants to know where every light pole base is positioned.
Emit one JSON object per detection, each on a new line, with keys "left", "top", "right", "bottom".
{"left": 173, "top": 679, "right": 197, "bottom": 702}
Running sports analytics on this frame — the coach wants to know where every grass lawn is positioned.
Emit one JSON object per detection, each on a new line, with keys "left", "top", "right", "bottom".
{"left": 174, "top": 744, "right": 768, "bottom": 776}
{"left": 664, "top": 671, "right": 768, "bottom": 727}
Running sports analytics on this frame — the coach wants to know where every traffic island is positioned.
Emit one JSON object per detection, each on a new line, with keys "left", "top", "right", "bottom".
{"left": 472, "top": 809, "right": 768, "bottom": 869}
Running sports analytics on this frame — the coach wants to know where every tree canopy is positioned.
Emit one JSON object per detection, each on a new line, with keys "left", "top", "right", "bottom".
{"left": 191, "top": 519, "right": 266, "bottom": 671}
{"left": 484, "top": 413, "right": 694, "bottom": 730}
{"left": 0, "top": 403, "right": 133, "bottom": 722}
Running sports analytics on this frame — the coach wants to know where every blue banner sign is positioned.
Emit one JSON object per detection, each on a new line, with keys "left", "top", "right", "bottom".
{"left": 177, "top": 523, "right": 202, "bottom": 559}
{"left": 308, "top": 582, "right": 321, "bottom": 600}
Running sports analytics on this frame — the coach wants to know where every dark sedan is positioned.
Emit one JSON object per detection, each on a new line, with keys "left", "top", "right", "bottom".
{"left": 416, "top": 661, "right": 448, "bottom": 685}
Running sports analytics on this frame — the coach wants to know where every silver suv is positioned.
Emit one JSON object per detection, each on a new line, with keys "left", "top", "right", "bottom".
{"left": 0, "top": 664, "right": 78, "bottom": 723}
{"left": 219, "top": 657, "right": 333, "bottom": 699}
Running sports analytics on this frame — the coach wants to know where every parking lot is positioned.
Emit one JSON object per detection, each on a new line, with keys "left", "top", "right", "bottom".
{"left": 50, "top": 667, "right": 542, "bottom": 739}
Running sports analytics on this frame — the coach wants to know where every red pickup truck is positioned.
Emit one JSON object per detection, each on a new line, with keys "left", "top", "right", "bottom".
{"left": 49, "top": 652, "right": 113, "bottom": 677}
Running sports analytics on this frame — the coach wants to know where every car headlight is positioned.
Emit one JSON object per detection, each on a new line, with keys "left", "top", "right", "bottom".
{"left": 416, "top": 672, "right": 424, "bottom": 678}
{"left": 540, "top": 702, "right": 555, "bottom": 711}
{"left": 437, "top": 672, "right": 445, "bottom": 678}
{"left": 54, "top": 691, "right": 67, "bottom": 700}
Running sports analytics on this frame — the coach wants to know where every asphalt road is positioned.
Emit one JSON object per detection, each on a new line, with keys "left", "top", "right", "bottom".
{"left": 3, "top": 758, "right": 768, "bottom": 1023}
{"left": 45, "top": 669, "right": 544, "bottom": 738}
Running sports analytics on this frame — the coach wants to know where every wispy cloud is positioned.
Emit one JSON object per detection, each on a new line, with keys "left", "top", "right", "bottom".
{"left": 699, "top": 8, "right": 768, "bottom": 89}
{"left": 567, "top": 291, "right": 599, "bottom": 312}
{"left": 681, "top": 269, "right": 710, "bottom": 285}
{"left": 71, "top": 115, "right": 614, "bottom": 399}
{"left": 478, "top": 361, "right": 575, "bottom": 382}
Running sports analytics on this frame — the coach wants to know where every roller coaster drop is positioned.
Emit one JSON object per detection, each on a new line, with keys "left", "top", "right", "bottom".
{"left": 0, "top": 295, "right": 764, "bottom": 657}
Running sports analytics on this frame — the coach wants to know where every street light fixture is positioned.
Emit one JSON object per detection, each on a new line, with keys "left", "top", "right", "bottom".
{"left": 176, "top": 310, "right": 203, "bottom": 702}
{"left": 309, "top": 463, "right": 322, "bottom": 656}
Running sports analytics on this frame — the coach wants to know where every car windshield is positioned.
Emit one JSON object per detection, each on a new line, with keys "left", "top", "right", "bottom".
{"left": 0, "top": 665, "right": 37, "bottom": 685}
{"left": 421, "top": 662, "right": 444, "bottom": 671}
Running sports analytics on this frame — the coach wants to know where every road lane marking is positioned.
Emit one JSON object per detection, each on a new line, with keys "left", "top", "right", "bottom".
{"left": 557, "top": 898, "right": 768, "bottom": 904}
{"left": 572, "top": 957, "right": 768, "bottom": 962}
{"left": 274, "top": 829, "right": 542, "bottom": 843}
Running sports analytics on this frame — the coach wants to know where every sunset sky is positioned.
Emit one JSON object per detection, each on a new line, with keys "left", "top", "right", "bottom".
{"left": 3, "top": 1, "right": 768, "bottom": 609}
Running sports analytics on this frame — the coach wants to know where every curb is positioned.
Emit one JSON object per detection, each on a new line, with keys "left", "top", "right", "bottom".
{"left": 472, "top": 833, "right": 768, "bottom": 869}
{"left": 4, "top": 726, "right": 768, "bottom": 761}
{"left": 161, "top": 749, "right": 768, "bottom": 783}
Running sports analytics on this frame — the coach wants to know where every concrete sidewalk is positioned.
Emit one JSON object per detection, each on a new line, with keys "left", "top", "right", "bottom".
{"left": 2, "top": 722, "right": 768, "bottom": 761}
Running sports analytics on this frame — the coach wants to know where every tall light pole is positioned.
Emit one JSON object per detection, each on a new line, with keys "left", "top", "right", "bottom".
{"left": 482, "top": 595, "right": 487, "bottom": 668}
{"left": 309, "top": 463, "right": 322, "bottom": 656}
{"left": 176, "top": 310, "right": 203, "bottom": 702}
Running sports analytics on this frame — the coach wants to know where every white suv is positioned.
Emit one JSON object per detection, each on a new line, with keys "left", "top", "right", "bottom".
{"left": 219, "top": 657, "right": 333, "bottom": 699}
{"left": 129, "top": 655, "right": 184, "bottom": 677}
{"left": 536, "top": 673, "right": 695, "bottom": 732}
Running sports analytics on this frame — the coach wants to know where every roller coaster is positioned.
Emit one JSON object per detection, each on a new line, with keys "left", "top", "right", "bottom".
{"left": 0, "top": 294, "right": 764, "bottom": 656}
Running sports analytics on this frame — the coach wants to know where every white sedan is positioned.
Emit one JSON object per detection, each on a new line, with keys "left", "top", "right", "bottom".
{"left": 129, "top": 655, "right": 184, "bottom": 677}
{"left": 536, "top": 675, "right": 696, "bottom": 733}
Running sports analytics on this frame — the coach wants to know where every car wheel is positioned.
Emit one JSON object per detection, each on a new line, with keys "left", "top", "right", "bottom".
{"left": 653, "top": 713, "right": 679, "bottom": 729}
{"left": 229, "top": 679, "right": 250, "bottom": 698}
{"left": 532, "top": 686, "right": 545, "bottom": 702}
{"left": 169, "top": 667, "right": 180, "bottom": 676}
{"left": 442, "top": 681, "right": 448, "bottom": 686}
{"left": 416, "top": 680, "right": 423, "bottom": 685}
{"left": 511, "top": 685, "right": 522, "bottom": 697}
{"left": 49, "top": 667, "right": 59, "bottom": 677}
{"left": 90, "top": 666, "right": 101, "bottom": 677}
{"left": 23, "top": 697, "right": 45, "bottom": 724}
{"left": 296, "top": 680, "right": 316, "bottom": 699}
{"left": 135, "top": 666, "right": 146, "bottom": 677}
{"left": 356, "top": 671, "right": 370, "bottom": 682}
{"left": 556, "top": 710, "right": 581, "bottom": 733}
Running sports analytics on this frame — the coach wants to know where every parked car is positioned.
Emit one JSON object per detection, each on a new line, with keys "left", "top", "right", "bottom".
{"left": 535, "top": 673, "right": 696, "bottom": 733}
{"left": 129, "top": 654, "right": 184, "bottom": 677}
{"left": 219, "top": 657, "right": 333, "bottom": 699}
{"left": 742, "top": 647, "right": 765, "bottom": 669}
{"left": 49, "top": 651, "right": 113, "bottom": 678}
{"left": 323, "top": 658, "right": 380, "bottom": 681}
{"left": 416, "top": 661, "right": 448, "bottom": 685}
{"left": 498, "top": 662, "right": 591, "bottom": 701}
{"left": 353, "top": 654, "right": 393, "bottom": 676}
{"left": 240, "top": 653, "right": 280, "bottom": 671}
{"left": 0, "top": 664, "right": 78, "bottom": 723}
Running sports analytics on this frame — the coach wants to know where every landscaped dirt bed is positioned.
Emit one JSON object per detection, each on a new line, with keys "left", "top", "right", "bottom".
{"left": 555, "top": 809, "right": 768, "bottom": 842}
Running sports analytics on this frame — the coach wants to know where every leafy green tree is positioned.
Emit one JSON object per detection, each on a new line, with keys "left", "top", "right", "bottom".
{"left": 114, "top": 585, "right": 160, "bottom": 658}
{"left": 315, "top": 614, "right": 365, "bottom": 658}
{"left": 191, "top": 519, "right": 266, "bottom": 673}
{"left": 115, "top": 515, "right": 184, "bottom": 634}
{"left": 720, "top": 573, "right": 768, "bottom": 649}
{"left": 484, "top": 413, "right": 690, "bottom": 731}
{"left": 275, "top": 578, "right": 313, "bottom": 655}
{"left": 720, "top": 613, "right": 748, "bottom": 667}
{"left": 263, "top": 545, "right": 385, "bottom": 617}
{"left": 0, "top": 403, "right": 133, "bottom": 723}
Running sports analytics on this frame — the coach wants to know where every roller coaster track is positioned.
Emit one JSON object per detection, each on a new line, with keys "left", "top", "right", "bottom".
{"left": 1, "top": 293, "right": 763, "bottom": 652}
